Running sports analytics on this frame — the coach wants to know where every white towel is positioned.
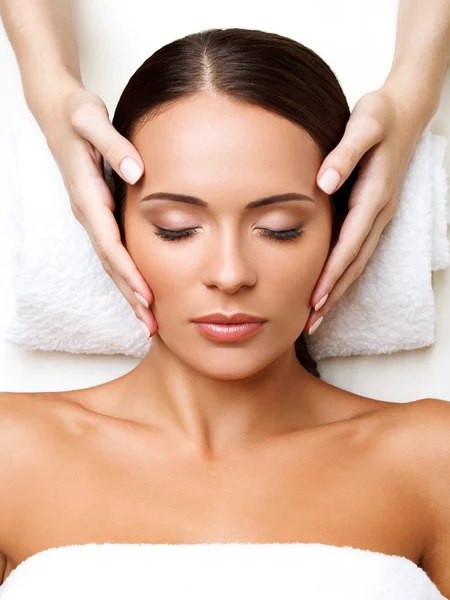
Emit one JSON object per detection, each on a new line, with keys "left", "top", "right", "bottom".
{"left": 308, "top": 126, "right": 450, "bottom": 360}
{"left": 3, "top": 106, "right": 450, "bottom": 360}
{"left": 0, "top": 542, "right": 446, "bottom": 600}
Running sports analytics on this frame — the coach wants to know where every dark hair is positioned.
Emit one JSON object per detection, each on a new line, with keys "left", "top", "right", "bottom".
{"left": 108, "top": 27, "right": 358, "bottom": 379}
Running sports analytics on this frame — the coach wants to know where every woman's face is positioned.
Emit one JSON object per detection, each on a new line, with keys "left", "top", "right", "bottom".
{"left": 124, "top": 93, "right": 333, "bottom": 379}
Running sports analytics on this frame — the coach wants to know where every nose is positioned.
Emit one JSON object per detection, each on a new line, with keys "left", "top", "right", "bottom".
{"left": 202, "top": 228, "right": 257, "bottom": 294}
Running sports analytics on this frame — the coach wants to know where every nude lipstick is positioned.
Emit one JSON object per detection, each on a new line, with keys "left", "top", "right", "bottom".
{"left": 192, "top": 313, "right": 266, "bottom": 342}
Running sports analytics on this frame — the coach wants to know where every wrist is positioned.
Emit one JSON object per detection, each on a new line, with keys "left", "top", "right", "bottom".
{"left": 382, "top": 68, "right": 441, "bottom": 130}
{"left": 23, "top": 70, "right": 84, "bottom": 135}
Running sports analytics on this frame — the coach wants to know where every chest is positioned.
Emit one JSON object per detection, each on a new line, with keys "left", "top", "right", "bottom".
{"left": 9, "top": 417, "right": 424, "bottom": 568}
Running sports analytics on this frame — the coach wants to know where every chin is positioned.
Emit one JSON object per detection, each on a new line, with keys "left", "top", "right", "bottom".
{"left": 179, "top": 348, "right": 282, "bottom": 380}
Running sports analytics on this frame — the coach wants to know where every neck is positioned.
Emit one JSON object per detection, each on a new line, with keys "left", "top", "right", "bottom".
{"left": 106, "top": 334, "right": 323, "bottom": 459}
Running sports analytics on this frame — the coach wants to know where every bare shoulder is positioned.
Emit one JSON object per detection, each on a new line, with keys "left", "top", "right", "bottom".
{"left": 0, "top": 392, "right": 45, "bottom": 572}
{"left": 374, "top": 397, "right": 450, "bottom": 458}
{"left": 365, "top": 397, "right": 450, "bottom": 477}
{"left": 0, "top": 391, "right": 68, "bottom": 492}
{"left": 371, "top": 397, "right": 450, "bottom": 595}
{"left": 407, "top": 398, "right": 450, "bottom": 596}
{"left": 346, "top": 396, "right": 450, "bottom": 484}
{"left": 0, "top": 390, "right": 93, "bottom": 440}
{"left": 0, "top": 391, "right": 45, "bottom": 453}
{"left": 0, "top": 392, "right": 93, "bottom": 549}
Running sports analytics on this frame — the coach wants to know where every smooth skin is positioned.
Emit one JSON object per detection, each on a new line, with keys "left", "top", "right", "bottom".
{"left": 0, "top": 90, "right": 450, "bottom": 596}
{"left": 1, "top": 0, "right": 450, "bottom": 595}
{"left": 1, "top": 0, "right": 449, "bottom": 336}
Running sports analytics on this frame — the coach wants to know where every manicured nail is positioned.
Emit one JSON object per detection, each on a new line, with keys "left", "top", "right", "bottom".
{"left": 120, "top": 156, "right": 143, "bottom": 184}
{"left": 314, "top": 293, "right": 328, "bottom": 312}
{"left": 308, "top": 316, "right": 323, "bottom": 336}
{"left": 318, "top": 168, "right": 340, "bottom": 194}
{"left": 134, "top": 291, "right": 149, "bottom": 308}
{"left": 137, "top": 319, "right": 150, "bottom": 339}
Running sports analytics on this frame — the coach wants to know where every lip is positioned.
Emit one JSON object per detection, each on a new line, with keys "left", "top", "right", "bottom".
{"left": 192, "top": 313, "right": 265, "bottom": 324}
{"left": 193, "top": 321, "right": 265, "bottom": 342}
{"left": 192, "top": 313, "right": 266, "bottom": 342}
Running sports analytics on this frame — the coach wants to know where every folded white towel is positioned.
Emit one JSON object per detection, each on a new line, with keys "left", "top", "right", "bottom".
{"left": 0, "top": 542, "right": 446, "bottom": 600}
{"left": 3, "top": 106, "right": 450, "bottom": 360}
{"left": 307, "top": 126, "right": 450, "bottom": 359}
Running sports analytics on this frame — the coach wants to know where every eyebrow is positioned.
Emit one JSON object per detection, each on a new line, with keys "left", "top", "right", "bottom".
{"left": 139, "top": 191, "right": 315, "bottom": 208}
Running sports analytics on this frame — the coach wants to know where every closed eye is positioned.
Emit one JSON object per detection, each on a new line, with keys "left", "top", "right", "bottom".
{"left": 152, "top": 226, "right": 305, "bottom": 242}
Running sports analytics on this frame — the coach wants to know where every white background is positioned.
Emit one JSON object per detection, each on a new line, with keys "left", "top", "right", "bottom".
{"left": 0, "top": 0, "right": 449, "bottom": 401}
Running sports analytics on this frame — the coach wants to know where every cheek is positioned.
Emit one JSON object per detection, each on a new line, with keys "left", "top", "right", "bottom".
{"left": 124, "top": 212, "right": 195, "bottom": 285}
{"left": 270, "top": 229, "right": 331, "bottom": 339}
{"left": 272, "top": 217, "right": 332, "bottom": 297}
{"left": 135, "top": 252, "right": 192, "bottom": 310}
{"left": 125, "top": 239, "right": 198, "bottom": 320}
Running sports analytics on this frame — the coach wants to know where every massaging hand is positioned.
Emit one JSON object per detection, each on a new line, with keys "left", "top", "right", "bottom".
{"left": 44, "top": 84, "right": 157, "bottom": 338}
{"left": 306, "top": 82, "right": 439, "bottom": 335}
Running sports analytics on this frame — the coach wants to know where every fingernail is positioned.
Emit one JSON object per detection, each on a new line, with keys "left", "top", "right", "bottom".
{"left": 314, "top": 293, "right": 328, "bottom": 312}
{"left": 308, "top": 316, "right": 323, "bottom": 336}
{"left": 318, "top": 168, "right": 340, "bottom": 194}
{"left": 120, "top": 156, "right": 143, "bottom": 184}
{"left": 134, "top": 291, "right": 149, "bottom": 308}
{"left": 137, "top": 319, "right": 150, "bottom": 339}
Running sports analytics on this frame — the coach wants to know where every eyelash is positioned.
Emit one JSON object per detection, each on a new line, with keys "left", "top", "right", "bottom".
{"left": 153, "top": 226, "right": 305, "bottom": 243}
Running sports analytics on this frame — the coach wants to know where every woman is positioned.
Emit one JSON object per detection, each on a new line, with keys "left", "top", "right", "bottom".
{"left": 0, "top": 27, "right": 449, "bottom": 599}
{"left": 1, "top": 0, "right": 448, "bottom": 338}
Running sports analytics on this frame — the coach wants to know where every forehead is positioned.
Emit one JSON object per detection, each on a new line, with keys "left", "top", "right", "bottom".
{"left": 131, "top": 93, "right": 322, "bottom": 196}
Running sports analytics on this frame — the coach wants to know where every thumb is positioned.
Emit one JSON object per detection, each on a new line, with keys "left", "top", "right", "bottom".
{"left": 72, "top": 99, "right": 144, "bottom": 185}
{"left": 316, "top": 117, "right": 381, "bottom": 195}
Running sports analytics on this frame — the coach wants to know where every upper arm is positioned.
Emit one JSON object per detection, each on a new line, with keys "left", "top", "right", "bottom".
{"left": 409, "top": 398, "right": 450, "bottom": 597}
{"left": 0, "top": 393, "right": 18, "bottom": 583}
{"left": 0, "top": 553, "right": 5, "bottom": 585}
{"left": 0, "top": 392, "right": 36, "bottom": 579}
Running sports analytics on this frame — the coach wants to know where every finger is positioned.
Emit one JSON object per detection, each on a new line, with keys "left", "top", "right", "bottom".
{"left": 71, "top": 100, "right": 145, "bottom": 185}
{"left": 90, "top": 230, "right": 159, "bottom": 338}
{"left": 68, "top": 160, "right": 154, "bottom": 303}
{"left": 86, "top": 203, "right": 156, "bottom": 307}
{"left": 314, "top": 140, "right": 395, "bottom": 297}
{"left": 312, "top": 147, "right": 396, "bottom": 309}
{"left": 305, "top": 206, "right": 393, "bottom": 332}
{"left": 64, "top": 142, "right": 157, "bottom": 333}
{"left": 79, "top": 196, "right": 158, "bottom": 332}
{"left": 79, "top": 204, "right": 158, "bottom": 336}
{"left": 106, "top": 267, "right": 158, "bottom": 339}
{"left": 317, "top": 115, "right": 384, "bottom": 194}
{"left": 65, "top": 137, "right": 116, "bottom": 214}
{"left": 310, "top": 201, "right": 379, "bottom": 309}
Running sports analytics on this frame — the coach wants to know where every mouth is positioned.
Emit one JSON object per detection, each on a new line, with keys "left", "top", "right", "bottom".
{"left": 192, "top": 313, "right": 265, "bottom": 325}
{"left": 191, "top": 313, "right": 267, "bottom": 342}
{"left": 192, "top": 320, "right": 266, "bottom": 342}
